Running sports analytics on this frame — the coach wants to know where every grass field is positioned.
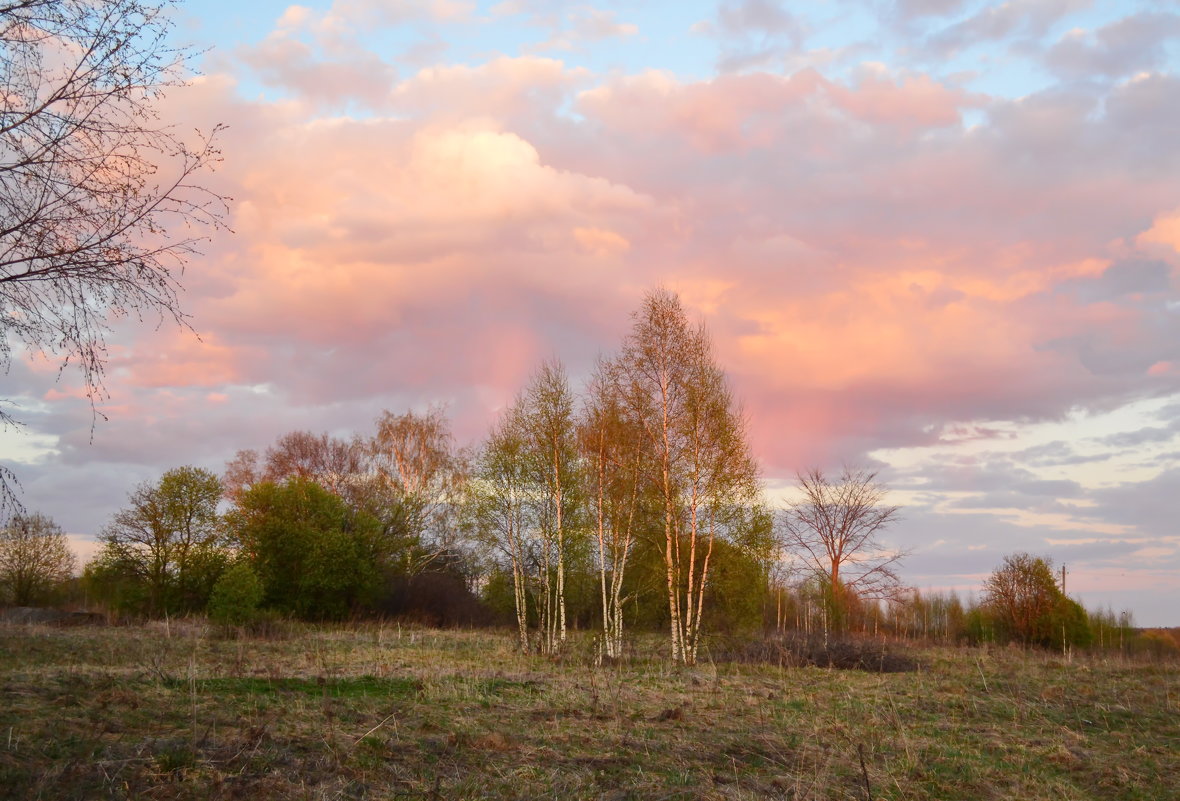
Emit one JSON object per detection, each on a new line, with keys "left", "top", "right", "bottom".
{"left": 1, "top": 622, "right": 1176, "bottom": 800}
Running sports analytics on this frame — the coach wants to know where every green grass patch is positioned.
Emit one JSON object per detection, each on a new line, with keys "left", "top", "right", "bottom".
{"left": 164, "top": 674, "right": 422, "bottom": 699}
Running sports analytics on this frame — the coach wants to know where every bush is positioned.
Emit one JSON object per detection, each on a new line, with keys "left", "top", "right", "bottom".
{"left": 207, "top": 563, "right": 264, "bottom": 626}
{"left": 224, "top": 479, "right": 381, "bottom": 619}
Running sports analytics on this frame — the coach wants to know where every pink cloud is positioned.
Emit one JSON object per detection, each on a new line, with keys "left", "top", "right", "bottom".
{"left": 828, "top": 68, "right": 965, "bottom": 131}
{"left": 36, "top": 49, "right": 1170, "bottom": 481}
{"left": 237, "top": 34, "right": 398, "bottom": 110}
{"left": 390, "top": 56, "right": 588, "bottom": 122}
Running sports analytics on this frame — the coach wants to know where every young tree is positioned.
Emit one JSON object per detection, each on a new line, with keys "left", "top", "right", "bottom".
{"left": 468, "top": 368, "right": 584, "bottom": 656}
{"left": 0, "top": 512, "right": 75, "bottom": 605}
{"left": 96, "top": 466, "right": 224, "bottom": 615}
{"left": 580, "top": 360, "right": 645, "bottom": 658}
{"left": 617, "top": 288, "right": 760, "bottom": 664}
{"left": 207, "top": 561, "right": 264, "bottom": 627}
{"left": 779, "top": 467, "right": 904, "bottom": 633}
{"left": 468, "top": 408, "right": 534, "bottom": 651}
{"left": 0, "top": 0, "right": 227, "bottom": 508}
{"left": 521, "top": 360, "right": 581, "bottom": 653}
{"left": 982, "top": 552, "right": 1088, "bottom": 648}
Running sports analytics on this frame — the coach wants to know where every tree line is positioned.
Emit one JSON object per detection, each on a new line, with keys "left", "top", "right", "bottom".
{"left": 1, "top": 290, "right": 1172, "bottom": 661}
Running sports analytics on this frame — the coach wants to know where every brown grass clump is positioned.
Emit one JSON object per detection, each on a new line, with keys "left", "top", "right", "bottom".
{"left": 0, "top": 622, "right": 1176, "bottom": 800}
{"left": 712, "top": 633, "right": 920, "bottom": 673}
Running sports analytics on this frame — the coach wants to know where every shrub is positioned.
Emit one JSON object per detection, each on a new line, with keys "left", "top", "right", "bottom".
{"left": 224, "top": 478, "right": 381, "bottom": 619}
{"left": 207, "top": 562, "right": 264, "bottom": 626}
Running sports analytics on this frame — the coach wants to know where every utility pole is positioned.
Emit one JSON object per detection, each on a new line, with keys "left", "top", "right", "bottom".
{"left": 1061, "top": 564, "right": 1066, "bottom": 594}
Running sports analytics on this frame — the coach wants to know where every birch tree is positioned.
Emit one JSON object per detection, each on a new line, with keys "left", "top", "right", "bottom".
{"left": 469, "top": 405, "right": 534, "bottom": 651}
{"left": 580, "top": 359, "right": 645, "bottom": 659}
{"left": 618, "top": 288, "right": 760, "bottom": 664}
{"left": 367, "top": 407, "right": 467, "bottom": 573}
{"left": 0, "top": 0, "right": 227, "bottom": 509}
{"left": 521, "top": 360, "right": 580, "bottom": 654}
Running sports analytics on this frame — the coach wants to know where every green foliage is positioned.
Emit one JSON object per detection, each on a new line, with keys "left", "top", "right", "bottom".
{"left": 1046, "top": 596, "right": 1092, "bottom": 650}
{"left": 560, "top": 538, "right": 600, "bottom": 629}
{"left": 226, "top": 478, "right": 382, "bottom": 620}
{"left": 617, "top": 528, "right": 671, "bottom": 631}
{"left": 702, "top": 538, "right": 766, "bottom": 634}
{"left": 481, "top": 567, "right": 528, "bottom": 626}
{"left": 82, "top": 545, "right": 151, "bottom": 617}
{"left": 207, "top": 562, "right": 264, "bottom": 626}
{"left": 983, "top": 553, "right": 1059, "bottom": 645}
{"left": 95, "top": 466, "right": 226, "bottom": 616}
{"left": 963, "top": 605, "right": 996, "bottom": 645}
{"left": 157, "top": 467, "right": 226, "bottom": 611}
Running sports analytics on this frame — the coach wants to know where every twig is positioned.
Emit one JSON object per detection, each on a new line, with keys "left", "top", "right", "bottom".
{"left": 857, "top": 743, "right": 873, "bottom": 801}
{"left": 975, "top": 657, "right": 989, "bottom": 693}
{"left": 352, "top": 712, "right": 398, "bottom": 747}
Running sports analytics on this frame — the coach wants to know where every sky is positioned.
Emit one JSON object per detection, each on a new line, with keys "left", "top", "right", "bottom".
{"left": 3, "top": 0, "right": 1180, "bottom": 625}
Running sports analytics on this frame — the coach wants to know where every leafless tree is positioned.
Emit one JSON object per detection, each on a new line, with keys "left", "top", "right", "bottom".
{"left": 0, "top": 510, "right": 75, "bottom": 604}
{"left": 223, "top": 432, "right": 364, "bottom": 501}
{"left": 222, "top": 448, "right": 261, "bottom": 503}
{"left": 779, "top": 467, "right": 905, "bottom": 622}
{"left": 0, "top": 0, "right": 228, "bottom": 510}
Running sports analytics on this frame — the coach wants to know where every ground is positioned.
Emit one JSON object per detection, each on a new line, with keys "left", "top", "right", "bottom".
{"left": 0, "top": 623, "right": 1176, "bottom": 800}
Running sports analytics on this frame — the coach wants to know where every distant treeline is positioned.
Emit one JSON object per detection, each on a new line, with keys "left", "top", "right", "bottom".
{"left": 1, "top": 291, "right": 1172, "bottom": 661}
{"left": 1, "top": 496, "right": 1174, "bottom": 659}
{"left": 767, "top": 580, "right": 1178, "bottom": 658}
{"left": 4, "top": 469, "right": 1172, "bottom": 660}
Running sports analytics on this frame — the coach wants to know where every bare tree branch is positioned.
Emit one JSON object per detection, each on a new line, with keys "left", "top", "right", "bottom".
{"left": 0, "top": 0, "right": 229, "bottom": 511}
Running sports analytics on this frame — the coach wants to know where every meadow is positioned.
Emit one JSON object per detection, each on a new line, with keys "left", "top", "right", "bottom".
{"left": 0, "top": 622, "right": 1176, "bottom": 800}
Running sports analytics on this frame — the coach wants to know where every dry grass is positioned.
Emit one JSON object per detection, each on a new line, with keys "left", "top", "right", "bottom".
{"left": 0, "top": 623, "right": 1176, "bottom": 800}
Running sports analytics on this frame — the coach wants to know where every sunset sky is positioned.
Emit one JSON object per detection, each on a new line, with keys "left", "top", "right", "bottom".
{"left": 4, "top": 0, "right": 1179, "bottom": 624}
